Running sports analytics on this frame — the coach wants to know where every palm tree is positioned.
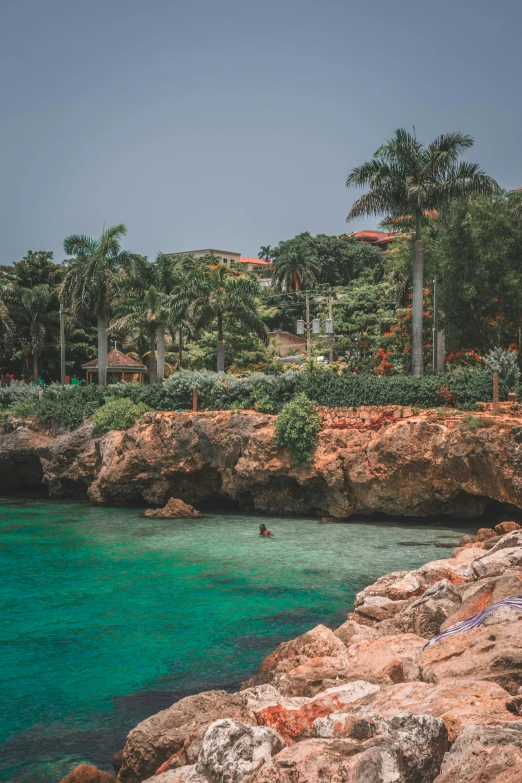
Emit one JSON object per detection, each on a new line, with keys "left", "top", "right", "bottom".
{"left": 172, "top": 265, "right": 268, "bottom": 372}
{"left": 346, "top": 129, "right": 498, "bottom": 375}
{"left": 258, "top": 245, "right": 272, "bottom": 262}
{"left": 61, "top": 225, "right": 135, "bottom": 385}
{"left": 271, "top": 246, "right": 319, "bottom": 291}
{"left": 110, "top": 284, "right": 169, "bottom": 383}
{"left": 17, "top": 284, "right": 53, "bottom": 382}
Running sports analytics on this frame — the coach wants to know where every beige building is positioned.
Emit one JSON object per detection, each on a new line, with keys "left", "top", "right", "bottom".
{"left": 168, "top": 248, "right": 241, "bottom": 264}
{"left": 269, "top": 330, "right": 306, "bottom": 357}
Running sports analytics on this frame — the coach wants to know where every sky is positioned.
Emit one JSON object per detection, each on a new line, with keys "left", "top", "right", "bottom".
{"left": 1, "top": 0, "right": 521, "bottom": 265}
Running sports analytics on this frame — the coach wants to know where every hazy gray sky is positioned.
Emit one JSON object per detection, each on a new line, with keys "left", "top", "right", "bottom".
{"left": 1, "top": 0, "right": 521, "bottom": 264}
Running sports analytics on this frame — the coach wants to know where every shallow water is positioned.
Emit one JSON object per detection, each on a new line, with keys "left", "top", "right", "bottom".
{"left": 0, "top": 499, "right": 475, "bottom": 782}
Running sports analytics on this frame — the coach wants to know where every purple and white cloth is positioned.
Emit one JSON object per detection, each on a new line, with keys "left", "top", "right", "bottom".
{"left": 422, "top": 594, "right": 522, "bottom": 649}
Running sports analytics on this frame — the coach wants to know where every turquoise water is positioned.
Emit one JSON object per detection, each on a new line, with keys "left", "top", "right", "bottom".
{"left": 0, "top": 499, "right": 475, "bottom": 782}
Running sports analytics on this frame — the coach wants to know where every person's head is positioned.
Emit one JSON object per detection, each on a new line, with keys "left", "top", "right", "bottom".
{"left": 259, "top": 524, "right": 266, "bottom": 531}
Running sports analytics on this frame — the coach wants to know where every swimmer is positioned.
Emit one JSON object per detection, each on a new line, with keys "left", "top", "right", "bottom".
{"left": 259, "top": 523, "right": 274, "bottom": 537}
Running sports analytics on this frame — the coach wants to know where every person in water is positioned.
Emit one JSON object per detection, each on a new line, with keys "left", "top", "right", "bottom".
{"left": 259, "top": 523, "right": 274, "bottom": 537}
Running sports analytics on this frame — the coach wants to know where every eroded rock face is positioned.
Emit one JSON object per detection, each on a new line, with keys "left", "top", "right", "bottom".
{"left": 117, "top": 690, "right": 256, "bottom": 783}
{"left": 4, "top": 408, "right": 522, "bottom": 517}
{"left": 195, "top": 719, "right": 284, "bottom": 782}
{"left": 144, "top": 498, "right": 202, "bottom": 519}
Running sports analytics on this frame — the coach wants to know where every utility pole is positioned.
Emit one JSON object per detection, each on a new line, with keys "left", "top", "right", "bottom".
{"left": 328, "top": 294, "right": 334, "bottom": 364}
{"left": 305, "top": 294, "right": 311, "bottom": 355}
{"left": 432, "top": 278, "right": 438, "bottom": 373}
{"left": 59, "top": 305, "right": 66, "bottom": 384}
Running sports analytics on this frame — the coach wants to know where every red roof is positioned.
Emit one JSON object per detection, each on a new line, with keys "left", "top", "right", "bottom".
{"left": 240, "top": 257, "right": 273, "bottom": 266}
{"left": 82, "top": 349, "right": 147, "bottom": 370}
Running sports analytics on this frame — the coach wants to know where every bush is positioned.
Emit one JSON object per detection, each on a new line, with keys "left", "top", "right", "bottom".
{"left": 275, "top": 393, "right": 320, "bottom": 463}
{"left": 483, "top": 348, "right": 519, "bottom": 391}
{"left": 91, "top": 398, "right": 151, "bottom": 435}
{"left": 11, "top": 399, "right": 39, "bottom": 418}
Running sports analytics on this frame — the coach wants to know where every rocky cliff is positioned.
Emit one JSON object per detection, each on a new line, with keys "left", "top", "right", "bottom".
{"left": 63, "top": 526, "right": 522, "bottom": 783}
{"left": 3, "top": 406, "right": 522, "bottom": 518}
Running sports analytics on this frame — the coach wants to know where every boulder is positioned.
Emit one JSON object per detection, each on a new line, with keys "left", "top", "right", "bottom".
{"left": 248, "top": 737, "right": 405, "bottom": 783}
{"left": 472, "top": 547, "right": 522, "bottom": 579}
{"left": 345, "top": 634, "right": 425, "bottom": 683}
{"left": 459, "top": 535, "right": 475, "bottom": 546}
{"left": 117, "top": 690, "right": 256, "bottom": 783}
{"left": 254, "top": 681, "right": 380, "bottom": 743}
{"left": 333, "top": 619, "right": 379, "bottom": 646}
{"left": 485, "top": 530, "right": 522, "bottom": 552}
{"left": 144, "top": 499, "right": 201, "bottom": 519}
{"left": 433, "top": 746, "right": 522, "bottom": 783}
{"left": 440, "top": 722, "right": 522, "bottom": 767}
{"left": 267, "top": 654, "right": 390, "bottom": 698}
{"left": 419, "top": 622, "right": 522, "bottom": 695}
{"left": 58, "top": 766, "right": 117, "bottom": 783}
{"left": 475, "top": 528, "right": 497, "bottom": 541}
{"left": 143, "top": 769, "right": 206, "bottom": 783}
{"left": 349, "top": 680, "right": 520, "bottom": 741}
{"left": 195, "top": 719, "right": 284, "bottom": 782}
{"left": 313, "top": 713, "right": 379, "bottom": 740}
{"left": 441, "top": 571, "right": 522, "bottom": 631}
{"left": 401, "top": 580, "right": 462, "bottom": 639}
{"left": 484, "top": 535, "right": 502, "bottom": 549}
{"left": 495, "top": 521, "right": 521, "bottom": 535}
{"left": 241, "top": 624, "right": 349, "bottom": 694}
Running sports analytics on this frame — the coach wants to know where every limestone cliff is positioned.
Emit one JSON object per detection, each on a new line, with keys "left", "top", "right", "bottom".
{"left": 2, "top": 407, "right": 522, "bottom": 518}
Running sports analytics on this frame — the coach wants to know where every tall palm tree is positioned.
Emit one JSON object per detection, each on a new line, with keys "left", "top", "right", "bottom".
{"left": 119, "top": 253, "right": 178, "bottom": 381}
{"left": 110, "top": 284, "right": 169, "bottom": 383}
{"left": 172, "top": 265, "right": 268, "bottom": 372}
{"left": 258, "top": 245, "right": 272, "bottom": 262}
{"left": 17, "top": 284, "right": 53, "bottom": 382}
{"left": 346, "top": 129, "right": 498, "bottom": 375}
{"left": 61, "top": 224, "right": 134, "bottom": 385}
{"left": 271, "top": 246, "right": 319, "bottom": 291}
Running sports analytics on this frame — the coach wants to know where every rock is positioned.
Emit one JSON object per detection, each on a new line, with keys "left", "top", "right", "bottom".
{"left": 419, "top": 622, "right": 522, "bottom": 695}
{"left": 349, "top": 680, "right": 520, "bottom": 741}
{"left": 484, "top": 535, "right": 502, "bottom": 549}
{"left": 241, "top": 624, "right": 348, "bottom": 693}
{"left": 460, "top": 535, "right": 475, "bottom": 546}
{"left": 113, "top": 751, "right": 124, "bottom": 773}
{"left": 143, "top": 768, "right": 206, "bottom": 783}
{"left": 144, "top": 498, "right": 202, "bottom": 519}
{"left": 58, "top": 766, "right": 117, "bottom": 783}
{"left": 380, "top": 714, "right": 448, "bottom": 783}
{"left": 313, "top": 713, "right": 379, "bottom": 739}
{"left": 440, "top": 722, "right": 522, "bottom": 767}
{"left": 495, "top": 521, "right": 521, "bottom": 535}
{"left": 475, "top": 528, "right": 497, "bottom": 541}
{"left": 472, "top": 546, "right": 522, "bottom": 579}
{"left": 195, "top": 719, "right": 285, "bottom": 782}
{"left": 441, "top": 571, "right": 522, "bottom": 631}
{"left": 254, "top": 681, "right": 381, "bottom": 743}
{"left": 485, "top": 530, "right": 522, "bottom": 553}
{"left": 402, "top": 580, "right": 462, "bottom": 639}
{"left": 345, "top": 634, "right": 425, "bottom": 683}
{"left": 117, "top": 690, "right": 256, "bottom": 783}
{"left": 333, "top": 619, "right": 379, "bottom": 646}
{"left": 434, "top": 746, "right": 522, "bottom": 783}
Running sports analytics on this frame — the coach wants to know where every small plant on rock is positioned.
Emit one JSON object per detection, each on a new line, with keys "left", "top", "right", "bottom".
{"left": 91, "top": 398, "right": 150, "bottom": 435}
{"left": 275, "top": 393, "right": 320, "bottom": 463}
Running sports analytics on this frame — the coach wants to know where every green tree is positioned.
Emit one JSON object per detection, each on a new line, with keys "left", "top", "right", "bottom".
{"left": 346, "top": 128, "right": 498, "bottom": 375}
{"left": 16, "top": 284, "right": 55, "bottom": 381}
{"left": 62, "top": 225, "right": 135, "bottom": 385}
{"left": 258, "top": 245, "right": 272, "bottom": 261}
{"left": 271, "top": 238, "right": 319, "bottom": 291}
{"left": 173, "top": 265, "right": 268, "bottom": 371}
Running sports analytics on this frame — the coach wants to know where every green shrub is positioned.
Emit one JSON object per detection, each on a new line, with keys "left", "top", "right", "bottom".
{"left": 483, "top": 348, "right": 519, "bottom": 391}
{"left": 91, "top": 398, "right": 151, "bottom": 435}
{"left": 460, "top": 414, "right": 500, "bottom": 433}
{"left": 275, "top": 393, "right": 320, "bottom": 463}
{"left": 11, "top": 399, "right": 39, "bottom": 418}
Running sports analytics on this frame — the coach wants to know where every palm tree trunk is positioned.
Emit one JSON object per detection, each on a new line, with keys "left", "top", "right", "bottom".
{"left": 217, "top": 313, "right": 225, "bottom": 372}
{"left": 32, "top": 353, "right": 39, "bottom": 383}
{"left": 97, "top": 313, "right": 108, "bottom": 386}
{"left": 412, "top": 213, "right": 424, "bottom": 376}
{"left": 156, "top": 326, "right": 165, "bottom": 381}
{"left": 178, "top": 325, "right": 183, "bottom": 370}
{"left": 293, "top": 271, "right": 301, "bottom": 291}
{"left": 149, "top": 332, "right": 157, "bottom": 383}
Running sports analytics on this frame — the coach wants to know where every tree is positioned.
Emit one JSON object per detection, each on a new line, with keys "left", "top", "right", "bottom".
{"left": 62, "top": 225, "right": 135, "bottom": 385}
{"left": 258, "top": 245, "right": 272, "bottom": 261}
{"left": 346, "top": 128, "right": 498, "bottom": 375}
{"left": 16, "top": 284, "right": 55, "bottom": 382}
{"left": 271, "top": 239, "right": 319, "bottom": 291}
{"left": 172, "top": 265, "right": 268, "bottom": 371}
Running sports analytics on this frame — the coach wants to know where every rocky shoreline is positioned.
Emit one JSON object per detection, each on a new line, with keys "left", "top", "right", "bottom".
{"left": 3, "top": 404, "right": 522, "bottom": 519}
{"left": 60, "top": 523, "right": 522, "bottom": 783}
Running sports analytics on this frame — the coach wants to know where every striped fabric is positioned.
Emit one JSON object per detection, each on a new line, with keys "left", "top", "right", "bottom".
{"left": 422, "top": 594, "right": 522, "bottom": 650}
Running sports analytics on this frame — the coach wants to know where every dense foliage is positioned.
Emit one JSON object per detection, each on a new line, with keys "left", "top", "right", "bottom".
{"left": 275, "top": 393, "right": 320, "bottom": 463}
{"left": 91, "top": 398, "right": 151, "bottom": 435}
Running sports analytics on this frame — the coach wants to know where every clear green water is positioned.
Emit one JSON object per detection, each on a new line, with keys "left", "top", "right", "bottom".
{"left": 0, "top": 499, "right": 475, "bottom": 783}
